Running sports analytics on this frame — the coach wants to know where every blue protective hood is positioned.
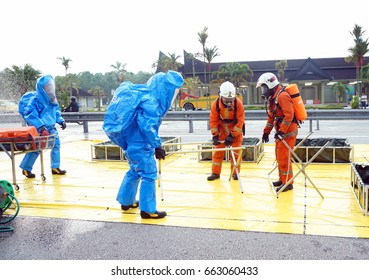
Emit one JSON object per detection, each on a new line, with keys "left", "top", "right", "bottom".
{"left": 18, "top": 74, "right": 64, "bottom": 130}
{"left": 103, "top": 71, "right": 184, "bottom": 148}
{"left": 146, "top": 70, "right": 184, "bottom": 116}
{"left": 35, "top": 74, "right": 56, "bottom": 106}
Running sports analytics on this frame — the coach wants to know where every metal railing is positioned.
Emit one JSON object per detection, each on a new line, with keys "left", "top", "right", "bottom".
{"left": 60, "top": 109, "right": 369, "bottom": 133}
{"left": 2, "top": 109, "right": 369, "bottom": 133}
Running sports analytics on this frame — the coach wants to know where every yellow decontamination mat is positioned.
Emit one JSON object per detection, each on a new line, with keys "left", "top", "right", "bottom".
{"left": 1, "top": 140, "right": 369, "bottom": 238}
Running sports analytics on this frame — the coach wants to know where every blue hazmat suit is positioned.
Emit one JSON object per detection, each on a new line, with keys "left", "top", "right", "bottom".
{"left": 19, "top": 75, "right": 65, "bottom": 171}
{"left": 103, "top": 71, "right": 184, "bottom": 213}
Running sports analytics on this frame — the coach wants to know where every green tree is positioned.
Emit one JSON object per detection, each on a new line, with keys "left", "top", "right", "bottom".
{"left": 360, "top": 63, "right": 369, "bottom": 90}
{"left": 345, "top": 24, "right": 369, "bottom": 90}
{"left": 204, "top": 46, "right": 220, "bottom": 85}
{"left": 77, "top": 71, "right": 96, "bottom": 90}
{"left": 3, "top": 64, "right": 41, "bottom": 99}
{"left": 126, "top": 71, "right": 153, "bottom": 84}
{"left": 88, "top": 85, "right": 105, "bottom": 111}
{"left": 110, "top": 61, "right": 127, "bottom": 83}
{"left": 152, "top": 52, "right": 182, "bottom": 72}
{"left": 186, "top": 52, "right": 202, "bottom": 78}
{"left": 331, "top": 82, "right": 349, "bottom": 103}
{"left": 183, "top": 77, "right": 201, "bottom": 95}
{"left": 55, "top": 73, "right": 80, "bottom": 107}
{"left": 275, "top": 60, "right": 288, "bottom": 82}
{"left": 198, "top": 26, "right": 208, "bottom": 84}
{"left": 57, "top": 56, "right": 72, "bottom": 75}
{"left": 166, "top": 52, "right": 183, "bottom": 71}
{"left": 216, "top": 62, "right": 253, "bottom": 87}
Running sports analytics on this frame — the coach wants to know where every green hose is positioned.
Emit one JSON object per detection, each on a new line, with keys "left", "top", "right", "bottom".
{"left": 0, "top": 225, "right": 14, "bottom": 232}
{"left": 0, "top": 193, "right": 20, "bottom": 224}
{"left": 0, "top": 181, "right": 20, "bottom": 233}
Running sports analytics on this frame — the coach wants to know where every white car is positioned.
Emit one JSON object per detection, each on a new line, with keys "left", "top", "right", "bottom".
{"left": 0, "top": 100, "right": 18, "bottom": 113}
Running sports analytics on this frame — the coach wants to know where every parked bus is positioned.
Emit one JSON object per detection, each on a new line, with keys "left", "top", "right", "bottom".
{"left": 179, "top": 92, "right": 243, "bottom": 110}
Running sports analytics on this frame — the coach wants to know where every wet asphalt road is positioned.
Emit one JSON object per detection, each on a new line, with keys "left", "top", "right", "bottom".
{"left": 1, "top": 216, "right": 369, "bottom": 260}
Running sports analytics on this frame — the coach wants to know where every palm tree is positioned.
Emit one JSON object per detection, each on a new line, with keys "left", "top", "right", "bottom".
{"left": 345, "top": 24, "right": 369, "bottom": 90}
{"left": 152, "top": 52, "right": 182, "bottom": 72}
{"left": 166, "top": 52, "right": 183, "bottom": 71}
{"left": 331, "top": 82, "right": 349, "bottom": 103}
{"left": 216, "top": 62, "right": 253, "bottom": 87}
{"left": 275, "top": 60, "right": 288, "bottom": 82}
{"left": 88, "top": 85, "right": 105, "bottom": 111}
{"left": 55, "top": 73, "right": 81, "bottom": 107}
{"left": 57, "top": 56, "right": 72, "bottom": 75}
{"left": 110, "top": 61, "right": 127, "bottom": 83}
{"left": 198, "top": 26, "right": 208, "bottom": 84}
{"left": 186, "top": 52, "right": 201, "bottom": 78}
{"left": 184, "top": 77, "right": 201, "bottom": 95}
{"left": 204, "top": 46, "right": 220, "bottom": 85}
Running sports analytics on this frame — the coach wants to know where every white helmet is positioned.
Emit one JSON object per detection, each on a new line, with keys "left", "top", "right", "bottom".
{"left": 219, "top": 81, "right": 236, "bottom": 98}
{"left": 256, "top": 72, "right": 279, "bottom": 89}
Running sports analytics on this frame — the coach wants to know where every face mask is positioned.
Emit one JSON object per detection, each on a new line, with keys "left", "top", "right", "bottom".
{"left": 261, "top": 85, "right": 272, "bottom": 100}
{"left": 43, "top": 81, "right": 57, "bottom": 103}
{"left": 221, "top": 97, "right": 234, "bottom": 109}
{"left": 170, "top": 89, "right": 180, "bottom": 106}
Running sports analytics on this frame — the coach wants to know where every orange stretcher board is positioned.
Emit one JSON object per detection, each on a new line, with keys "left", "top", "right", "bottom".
{"left": 0, "top": 126, "right": 56, "bottom": 191}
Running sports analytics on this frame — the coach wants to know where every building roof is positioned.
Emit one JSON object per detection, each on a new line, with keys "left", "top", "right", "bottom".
{"left": 179, "top": 51, "right": 369, "bottom": 83}
{"left": 72, "top": 88, "right": 94, "bottom": 97}
{"left": 287, "top": 57, "right": 333, "bottom": 81}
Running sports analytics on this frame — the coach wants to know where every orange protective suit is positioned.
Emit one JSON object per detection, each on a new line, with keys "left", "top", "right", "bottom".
{"left": 209, "top": 97, "right": 245, "bottom": 175}
{"left": 263, "top": 85, "right": 298, "bottom": 184}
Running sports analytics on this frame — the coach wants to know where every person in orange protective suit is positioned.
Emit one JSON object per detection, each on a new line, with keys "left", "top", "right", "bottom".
{"left": 207, "top": 81, "right": 245, "bottom": 181}
{"left": 256, "top": 72, "right": 298, "bottom": 192}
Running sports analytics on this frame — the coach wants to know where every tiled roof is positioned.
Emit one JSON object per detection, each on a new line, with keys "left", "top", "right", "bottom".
{"left": 180, "top": 50, "right": 369, "bottom": 82}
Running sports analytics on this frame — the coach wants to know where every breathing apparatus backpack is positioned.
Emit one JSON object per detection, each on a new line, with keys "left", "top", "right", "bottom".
{"left": 102, "top": 82, "right": 142, "bottom": 147}
{"left": 18, "top": 91, "right": 37, "bottom": 120}
{"left": 275, "top": 83, "right": 307, "bottom": 124}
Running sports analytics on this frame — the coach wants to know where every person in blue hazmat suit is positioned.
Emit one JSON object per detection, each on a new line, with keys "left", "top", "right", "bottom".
{"left": 103, "top": 71, "right": 184, "bottom": 219}
{"left": 19, "top": 74, "right": 67, "bottom": 178}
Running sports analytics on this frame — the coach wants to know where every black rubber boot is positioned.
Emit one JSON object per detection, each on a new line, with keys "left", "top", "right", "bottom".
{"left": 232, "top": 174, "right": 238, "bottom": 180}
{"left": 140, "top": 210, "right": 167, "bottom": 219}
{"left": 22, "top": 170, "right": 35, "bottom": 178}
{"left": 273, "top": 180, "right": 283, "bottom": 186}
{"left": 121, "top": 201, "right": 139, "bottom": 211}
{"left": 207, "top": 174, "right": 220, "bottom": 181}
{"left": 276, "top": 184, "right": 293, "bottom": 192}
{"left": 52, "top": 168, "right": 67, "bottom": 175}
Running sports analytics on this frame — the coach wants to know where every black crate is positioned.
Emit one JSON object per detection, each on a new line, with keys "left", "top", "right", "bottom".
{"left": 91, "top": 137, "right": 181, "bottom": 161}
{"left": 351, "top": 163, "right": 369, "bottom": 215}
{"left": 294, "top": 138, "right": 352, "bottom": 163}
{"left": 199, "top": 137, "right": 263, "bottom": 163}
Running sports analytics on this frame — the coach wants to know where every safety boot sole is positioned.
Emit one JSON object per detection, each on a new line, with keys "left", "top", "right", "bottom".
{"left": 276, "top": 184, "right": 293, "bottom": 192}
{"left": 121, "top": 201, "right": 139, "bottom": 211}
{"left": 207, "top": 174, "right": 220, "bottom": 181}
{"left": 140, "top": 210, "right": 167, "bottom": 219}
{"left": 52, "top": 168, "right": 67, "bottom": 175}
{"left": 22, "top": 170, "right": 35, "bottom": 178}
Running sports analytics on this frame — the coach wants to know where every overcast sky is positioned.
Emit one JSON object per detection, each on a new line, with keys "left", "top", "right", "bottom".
{"left": 1, "top": 0, "right": 368, "bottom": 77}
